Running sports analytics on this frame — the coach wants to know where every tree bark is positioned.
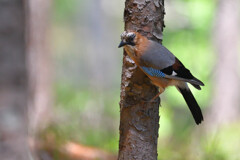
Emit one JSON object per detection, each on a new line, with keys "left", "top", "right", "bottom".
{"left": 0, "top": 0, "right": 28, "bottom": 159}
{"left": 118, "top": 0, "right": 165, "bottom": 159}
{"left": 26, "top": 0, "right": 52, "bottom": 135}
{"left": 208, "top": 0, "right": 240, "bottom": 127}
{"left": 25, "top": 0, "right": 53, "bottom": 158}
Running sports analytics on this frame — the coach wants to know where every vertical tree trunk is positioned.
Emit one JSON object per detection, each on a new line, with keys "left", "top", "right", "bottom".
{"left": 26, "top": 0, "right": 52, "bottom": 134}
{"left": 0, "top": 1, "right": 28, "bottom": 159}
{"left": 208, "top": 0, "right": 240, "bottom": 127}
{"left": 118, "top": 0, "right": 165, "bottom": 159}
{"left": 25, "top": 0, "right": 53, "bottom": 159}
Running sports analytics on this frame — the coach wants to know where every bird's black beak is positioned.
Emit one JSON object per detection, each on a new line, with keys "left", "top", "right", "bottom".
{"left": 118, "top": 40, "right": 126, "bottom": 48}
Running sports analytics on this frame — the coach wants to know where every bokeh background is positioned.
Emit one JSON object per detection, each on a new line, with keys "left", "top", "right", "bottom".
{"left": 46, "top": 0, "right": 240, "bottom": 159}
{"left": 0, "top": 0, "right": 239, "bottom": 160}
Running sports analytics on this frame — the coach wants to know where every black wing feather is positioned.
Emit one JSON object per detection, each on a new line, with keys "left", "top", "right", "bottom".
{"left": 160, "top": 58, "right": 204, "bottom": 89}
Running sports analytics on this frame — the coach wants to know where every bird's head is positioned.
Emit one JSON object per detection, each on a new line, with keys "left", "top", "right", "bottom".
{"left": 118, "top": 31, "right": 138, "bottom": 48}
{"left": 118, "top": 31, "right": 149, "bottom": 58}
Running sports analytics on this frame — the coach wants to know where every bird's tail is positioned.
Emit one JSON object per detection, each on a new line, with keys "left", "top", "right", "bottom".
{"left": 165, "top": 75, "right": 204, "bottom": 89}
{"left": 177, "top": 85, "right": 204, "bottom": 125}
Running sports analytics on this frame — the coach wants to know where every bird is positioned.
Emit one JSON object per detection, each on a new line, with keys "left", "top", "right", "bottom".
{"left": 118, "top": 31, "right": 204, "bottom": 125}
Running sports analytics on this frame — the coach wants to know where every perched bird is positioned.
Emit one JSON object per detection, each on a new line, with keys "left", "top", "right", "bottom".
{"left": 118, "top": 31, "right": 204, "bottom": 125}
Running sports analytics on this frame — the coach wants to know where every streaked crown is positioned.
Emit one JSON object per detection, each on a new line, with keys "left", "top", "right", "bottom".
{"left": 120, "top": 31, "right": 136, "bottom": 40}
{"left": 118, "top": 31, "right": 137, "bottom": 48}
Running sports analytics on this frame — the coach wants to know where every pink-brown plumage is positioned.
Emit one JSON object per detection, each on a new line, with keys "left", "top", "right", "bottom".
{"left": 118, "top": 30, "right": 204, "bottom": 125}
{"left": 122, "top": 31, "right": 183, "bottom": 92}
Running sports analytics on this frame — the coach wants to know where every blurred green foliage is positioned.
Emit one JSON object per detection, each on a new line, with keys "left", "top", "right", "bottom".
{"left": 53, "top": 0, "right": 78, "bottom": 22}
{"left": 54, "top": 83, "right": 120, "bottom": 153}
{"left": 47, "top": 0, "right": 240, "bottom": 159}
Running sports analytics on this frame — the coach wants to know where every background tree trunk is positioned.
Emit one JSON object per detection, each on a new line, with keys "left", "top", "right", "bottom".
{"left": 0, "top": 0, "right": 52, "bottom": 159}
{"left": 208, "top": 0, "right": 240, "bottom": 127}
{"left": 26, "top": 0, "right": 52, "bottom": 135}
{"left": 0, "top": 1, "right": 29, "bottom": 159}
{"left": 25, "top": 0, "right": 53, "bottom": 159}
{"left": 118, "top": 0, "right": 165, "bottom": 159}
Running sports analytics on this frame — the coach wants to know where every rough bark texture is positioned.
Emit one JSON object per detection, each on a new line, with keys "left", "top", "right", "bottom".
{"left": 0, "top": 0, "right": 29, "bottom": 159}
{"left": 118, "top": 0, "right": 165, "bottom": 159}
{"left": 208, "top": 0, "right": 240, "bottom": 127}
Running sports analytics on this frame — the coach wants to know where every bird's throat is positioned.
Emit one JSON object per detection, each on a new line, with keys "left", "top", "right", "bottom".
{"left": 124, "top": 45, "right": 137, "bottom": 58}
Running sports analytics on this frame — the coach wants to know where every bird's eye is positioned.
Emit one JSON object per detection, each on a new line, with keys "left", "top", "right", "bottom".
{"left": 127, "top": 34, "right": 135, "bottom": 41}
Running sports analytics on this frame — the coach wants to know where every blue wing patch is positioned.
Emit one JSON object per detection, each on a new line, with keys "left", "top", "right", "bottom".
{"left": 141, "top": 66, "right": 165, "bottom": 78}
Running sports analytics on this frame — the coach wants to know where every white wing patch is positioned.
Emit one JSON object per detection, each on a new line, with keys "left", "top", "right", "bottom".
{"left": 172, "top": 71, "right": 177, "bottom": 76}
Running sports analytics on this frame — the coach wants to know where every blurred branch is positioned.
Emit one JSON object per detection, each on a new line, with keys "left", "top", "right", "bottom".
{"left": 30, "top": 134, "right": 116, "bottom": 160}
{"left": 118, "top": 0, "right": 165, "bottom": 159}
{"left": 62, "top": 142, "right": 116, "bottom": 160}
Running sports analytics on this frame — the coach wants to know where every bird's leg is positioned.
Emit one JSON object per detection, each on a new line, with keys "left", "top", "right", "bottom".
{"left": 151, "top": 92, "right": 161, "bottom": 101}
{"left": 150, "top": 88, "right": 164, "bottom": 102}
{"left": 150, "top": 92, "right": 162, "bottom": 102}
{"left": 140, "top": 88, "right": 164, "bottom": 104}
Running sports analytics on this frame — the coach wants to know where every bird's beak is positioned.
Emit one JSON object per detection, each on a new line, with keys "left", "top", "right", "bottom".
{"left": 118, "top": 40, "right": 126, "bottom": 48}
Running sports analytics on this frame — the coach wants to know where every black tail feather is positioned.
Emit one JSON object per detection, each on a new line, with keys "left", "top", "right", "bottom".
{"left": 178, "top": 87, "right": 204, "bottom": 125}
{"left": 191, "top": 84, "right": 201, "bottom": 90}
{"left": 192, "top": 77, "right": 204, "bottom": 86}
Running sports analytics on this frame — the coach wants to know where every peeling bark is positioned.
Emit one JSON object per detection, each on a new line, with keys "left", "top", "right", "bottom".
{"left": 118, "top": 0, "right": 165, "bottom": 159}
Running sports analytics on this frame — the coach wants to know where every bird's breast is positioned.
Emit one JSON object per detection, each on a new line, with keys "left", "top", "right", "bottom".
{"left": 124, "top": 46, "right": 135, "bottom": 56}
{"left": 124, "top": 46, "right": 140, "bottom": 64}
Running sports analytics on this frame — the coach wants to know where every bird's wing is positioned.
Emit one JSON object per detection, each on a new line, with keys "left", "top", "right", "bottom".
{"left": 140, "top": 41, "right": 176, "bottom": 70}
{"left": 139, "top": 41, "right": 204, "bottom": 88}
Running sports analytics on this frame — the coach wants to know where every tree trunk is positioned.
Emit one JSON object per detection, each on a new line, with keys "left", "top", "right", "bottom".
{"left": 118, "top": 0, "right": 165, "bottom": 159}
{"left": 0, "top": 0, "right": 52, "bottom": 159}
{"left": 0, "top": 1, "right": 28, "bottom": 159}
{"left": 208, "top": 0, "right": 240, "bottom": 127}
{"left": 25, "top": 0, "right": 53, "bottom": 159}
{"left": 26, "top": 0, "right": 52, "bottom": 135}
